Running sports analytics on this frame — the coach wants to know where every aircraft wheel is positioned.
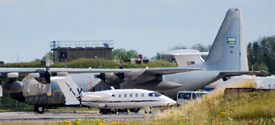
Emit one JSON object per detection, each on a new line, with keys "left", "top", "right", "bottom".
{"left": 100, "top": 109, "right": 111, "bottom": 114}
{"left": 129, "top": 108, "right": 140, "bottom": 113}
{"left": 34, "top": 105, "right": 44, "bottom": 114}
{"left": 118, "top": 109, "right": 128, "bottom": 114}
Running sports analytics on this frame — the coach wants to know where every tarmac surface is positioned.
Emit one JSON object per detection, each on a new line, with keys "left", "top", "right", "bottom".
{"left": 0, "top": 110, "right": 154, "bottom": 123}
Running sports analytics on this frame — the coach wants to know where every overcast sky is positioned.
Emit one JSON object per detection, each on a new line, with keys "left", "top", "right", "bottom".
{"left": 0, "top": 0, "right": 274, "bottom": 63}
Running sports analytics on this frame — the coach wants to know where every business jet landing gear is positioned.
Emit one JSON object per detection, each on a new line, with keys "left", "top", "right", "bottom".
{"left": 117, "top": 109, "right": 128, "bottom": 114}
{"left": 34, "top": 105, "right": 44, "bottom": 114}
{"left": 99, "top": 109, "right": 112, "bottom": 114}
{"left": 129, "top": 108, "right": 140, "bottom": 113}
{"left": 144, "top": 107, "right": 152, "bottom": 114}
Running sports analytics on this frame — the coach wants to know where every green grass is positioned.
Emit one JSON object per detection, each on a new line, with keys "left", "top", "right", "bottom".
{"left": 152, "top": 79, "right": 275, "bottom": 124}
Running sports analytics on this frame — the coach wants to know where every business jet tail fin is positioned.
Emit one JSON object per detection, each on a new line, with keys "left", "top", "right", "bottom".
{"left": 53, "top": 76, "right": 81, "bottom": 105}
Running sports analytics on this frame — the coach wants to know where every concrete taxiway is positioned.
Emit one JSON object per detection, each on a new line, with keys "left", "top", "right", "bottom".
{"left": 0, "top": 111, "right": 153, "bottom": 123}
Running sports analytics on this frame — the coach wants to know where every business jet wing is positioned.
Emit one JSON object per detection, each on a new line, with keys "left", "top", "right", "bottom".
{"left": 145, "top": 67, "right": 203, "bottom": 75}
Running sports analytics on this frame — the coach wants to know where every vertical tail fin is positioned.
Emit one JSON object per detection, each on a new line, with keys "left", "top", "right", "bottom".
{"left": 53, "top": 76, "right": 80, "bottom": 105}
{"left": 205, "top": 8, "right": 248, "bottom": 71}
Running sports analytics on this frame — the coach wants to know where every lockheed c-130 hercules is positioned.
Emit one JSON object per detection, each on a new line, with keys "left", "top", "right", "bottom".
{"left": 0, "top": 8, "right": 266, "bottom": 114}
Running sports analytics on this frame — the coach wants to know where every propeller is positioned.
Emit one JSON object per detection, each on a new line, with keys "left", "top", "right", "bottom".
{"left": 95, "top": 57, "right": 125, "bottom": 86}
{"left": 32, "top": 54, "right": 51, "bottom": 84}
{"left": 30, "top": 54, "right": 52, "bottom": 96}
{"left": 0, "top": 73, "right": 2, "bottom": 97}
{"left": 116, "top": 56, "right": 125, "bottom": 78}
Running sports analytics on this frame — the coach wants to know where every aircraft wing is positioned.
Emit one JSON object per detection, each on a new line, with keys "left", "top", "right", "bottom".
{"left": 145, "top": 67, "right": 203, "bottom": 75}
{"left": 0, "top": 68, "right": 132, "bottom": 76}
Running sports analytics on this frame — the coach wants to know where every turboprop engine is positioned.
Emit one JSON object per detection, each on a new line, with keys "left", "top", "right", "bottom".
{"left": 2, "top": 72, "right": 23, "bottom": 93}
{"left": 95, "top": 69, "right": 157, "bottom": 86}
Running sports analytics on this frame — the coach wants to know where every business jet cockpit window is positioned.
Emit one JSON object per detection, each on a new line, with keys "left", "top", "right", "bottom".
{"left": 148, "top": 92, "right": 161, "bottom": 97}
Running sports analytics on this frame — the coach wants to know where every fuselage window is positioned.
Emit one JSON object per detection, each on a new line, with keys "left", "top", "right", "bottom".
{"left": 148, "top": 92, "right": 161, "bottom": 97}
{"left": 142, "top": 93, "right": 144, "bottom": 97}
{"left": 124, "top": 94, "right": 127, "bottom": 97}
{"left": 119, "top": 94, "right": 121, "bottom": 98}
{"left": 130, "top": 94, "right": 132, "bottom": 97}
{"left": 112, "top": 94, "right": 116, "bottom": 98}
{"left": 136, "top": 93, "right": 138, "bottom": 97}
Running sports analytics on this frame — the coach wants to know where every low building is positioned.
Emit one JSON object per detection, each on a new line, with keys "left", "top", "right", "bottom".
{"left": 50, "top": 40, "right": 114, "bottom": 63}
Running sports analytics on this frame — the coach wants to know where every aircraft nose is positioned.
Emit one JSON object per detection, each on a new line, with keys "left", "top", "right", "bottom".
{"left": 162, "top": 97, "right": 176, "bottom": 105}
{"left": 166, "top": 100, "right": 176, "bottom": 105}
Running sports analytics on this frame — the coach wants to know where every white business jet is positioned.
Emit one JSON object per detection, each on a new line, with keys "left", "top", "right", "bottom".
{"left": 53, "top": 76, "right": 176, "bottom": 114}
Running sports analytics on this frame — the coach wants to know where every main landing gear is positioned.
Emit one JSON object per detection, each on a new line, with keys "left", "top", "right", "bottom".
{"left": 99, "top": 108, "right": 141, "bottom": 114}
{"left": 34, "top": 105, "right": 45, "bottom": 114}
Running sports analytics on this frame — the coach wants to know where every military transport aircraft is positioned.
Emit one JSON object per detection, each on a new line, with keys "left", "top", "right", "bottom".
{"left": 54, "top": 76, "right": 176, "bottom": 114}
{"left": 97, "top": 8, "right": 266, "bottom": 99}
{"left": 0, "top": 8, "right": 266, "bottom": 114}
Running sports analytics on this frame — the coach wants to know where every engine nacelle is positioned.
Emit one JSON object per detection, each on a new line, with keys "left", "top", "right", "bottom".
{"left": 2, "top": 80, "right": 23, "bottom": 93}
{"left": 124, "top": 69, "right": 156, "bottom": 84}
{"left": 104, "top": 73, "right": 125, "bottom": 86}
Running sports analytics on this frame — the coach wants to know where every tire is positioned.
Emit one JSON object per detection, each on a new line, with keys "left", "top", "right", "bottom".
{"left": 34, "top": 105, "right": 44, "bottom": 114}
{"left": 100, "top": 109, "right": 110, "bottom": 114}
{"left": 129, "top": 108, "right": 140, "bottom": 113}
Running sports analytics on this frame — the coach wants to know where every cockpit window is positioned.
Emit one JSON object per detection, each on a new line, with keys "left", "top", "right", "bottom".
{"left": 148, "top": 92, "right": 161, "bottom": 97}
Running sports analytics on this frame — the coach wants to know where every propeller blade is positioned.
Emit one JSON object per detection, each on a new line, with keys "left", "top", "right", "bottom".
{"left": 0, "top": 85, "right": 2, "bottom": 97}
{"left": 100, "top": 59, "right": 104, "bottom": 69}
{"left": 44, "top": 54, "right": 51, "bottom": 83}
{"left": 45, "top": 54, "right": 50, "bottom": 71}
{"left": 119, "top": 56, "right": 123, "bottom": 69}
{"left": 46, "top": 84, "right": 51, "bottom": 96}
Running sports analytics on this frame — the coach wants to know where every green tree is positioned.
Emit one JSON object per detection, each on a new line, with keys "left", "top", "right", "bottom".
{"left": 112, "top": 48, "right": 139, "bottom": 60}
{"left": 41, "top": 51, "right": 54, "bottom": 61}
{"left": 247, "top": 36, "right": 275, "bottom": 74}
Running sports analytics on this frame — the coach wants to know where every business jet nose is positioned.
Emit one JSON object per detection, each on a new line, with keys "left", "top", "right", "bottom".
{"left": 166, "top": 100, "right": 176, "bottom": 105}
{"left": 162, "top": 97, "right": 176, "bottom": 106}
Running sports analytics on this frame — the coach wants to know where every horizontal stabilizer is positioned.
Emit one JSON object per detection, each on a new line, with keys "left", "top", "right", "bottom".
{"left": 160, "top": 49, "right": 208, "bottom": 56}
{"left": 219, "top": 70, "right": 268, "bottom": 77}
{"left": 145, "top": 67, "right": 203, "bottom": 75}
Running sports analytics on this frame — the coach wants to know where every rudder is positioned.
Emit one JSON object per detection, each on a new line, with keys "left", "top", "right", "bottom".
{"left": 205, "top": 8, "right": 248, "bottom": 71}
